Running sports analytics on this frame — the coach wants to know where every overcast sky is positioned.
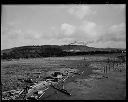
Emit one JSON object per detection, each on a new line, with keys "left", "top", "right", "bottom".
{"left": 1, "top": 4, "right": 126, "bottom": 50}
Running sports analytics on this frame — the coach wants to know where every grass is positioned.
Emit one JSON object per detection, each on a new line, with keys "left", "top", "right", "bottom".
{"left": 1, "top": 56, "right": 90, "bottom": 91}
{"left": 1, "top": 54, "right": 126, "bottom": 100}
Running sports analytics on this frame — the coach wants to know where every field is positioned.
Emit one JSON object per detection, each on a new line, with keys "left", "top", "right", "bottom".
{"left": 1, "top": 53, "right": 126, "bottom": 100}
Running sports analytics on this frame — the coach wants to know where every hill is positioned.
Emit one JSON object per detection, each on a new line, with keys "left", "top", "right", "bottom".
{"left": 1, "top": 45, "right": 125, "bottom": 59}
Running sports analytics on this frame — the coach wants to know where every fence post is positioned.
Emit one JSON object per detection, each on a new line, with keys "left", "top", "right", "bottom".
{"left": 108, "top": 62, "right": 110, "bottom": 71}
{"left": 108, "top": 58, "right": 111, "bottom": 72}
{"left": 112, "top": 61, "right": 114, "bottom": 71}
{"left": 107, "top": 57, "right": 109, "bottom": 73}
{"left": 103, "top": 66, "right": 105, "bottom": 73}
{"left": 106, "top": 65, "right": 107, "bottom": 73}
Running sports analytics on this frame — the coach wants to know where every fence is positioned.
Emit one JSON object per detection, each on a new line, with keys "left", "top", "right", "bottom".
{"left": 103, "top": 55, "right": 126, "bottom": 73}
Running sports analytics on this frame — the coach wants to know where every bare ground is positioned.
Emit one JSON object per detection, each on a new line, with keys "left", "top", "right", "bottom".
{"left": 1, "top": 54, "right": 126, "bottom": 100}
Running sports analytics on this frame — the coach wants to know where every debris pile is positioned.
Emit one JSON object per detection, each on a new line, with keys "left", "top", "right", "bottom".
{"left": 2, "top": 68, "right": 80, "bottom": 100}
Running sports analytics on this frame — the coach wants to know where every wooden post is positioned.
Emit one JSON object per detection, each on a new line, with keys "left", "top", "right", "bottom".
{"left": 108, "top": 62, "right": 110, "bottom": 72}
{"left": 108, "top": 57, "right": 110, "bottom": 72}
{"left": 112, "top": 60, "right": 114, "bottom": 71}
{"left": 106, "top": 65, "right": 107, "bottom": 73}
{"left": 103, "top": 66, "right": 105, "bottom": 73}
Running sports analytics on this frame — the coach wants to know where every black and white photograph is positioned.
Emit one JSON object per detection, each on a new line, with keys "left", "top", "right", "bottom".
{"left": 1, "top": 4, "right": 126, "bottom": 100}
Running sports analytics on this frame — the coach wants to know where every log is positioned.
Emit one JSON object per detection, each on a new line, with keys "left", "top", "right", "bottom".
{"left": 50, "top": 84, "right": 71, "bottom": 96}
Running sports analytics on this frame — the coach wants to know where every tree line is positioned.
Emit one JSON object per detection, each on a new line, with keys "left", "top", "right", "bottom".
{"left": 1, "top": 45, "right": 124, "bottom": 60}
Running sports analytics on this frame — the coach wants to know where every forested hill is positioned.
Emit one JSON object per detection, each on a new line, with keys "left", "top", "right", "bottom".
{"left": 1, "top": 45, "right": 125, "bottom": 59}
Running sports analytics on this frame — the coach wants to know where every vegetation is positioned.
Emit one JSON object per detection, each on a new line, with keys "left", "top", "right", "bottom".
{"left": 1, "top": 54, "right": 126, "bottom": 100}
{"left": 1, "top": 45, "right": 125, "bottom": 60}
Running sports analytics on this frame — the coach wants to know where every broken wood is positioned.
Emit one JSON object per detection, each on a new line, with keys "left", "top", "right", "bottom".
{"left": 50, "top": 84, "right": 71, "bottom": 96}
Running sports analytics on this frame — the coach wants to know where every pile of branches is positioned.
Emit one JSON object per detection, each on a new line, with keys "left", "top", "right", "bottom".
{"left": 2, "top": 68, "right": 79, "bottom": 100}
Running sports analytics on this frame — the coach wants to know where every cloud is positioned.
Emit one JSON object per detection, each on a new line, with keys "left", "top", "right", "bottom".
{"left": 79, "top": 21, "right": 98, "bottom": 40}
{"left": 1, "top": 25, "right": 22, "bottom": 40}
{"left": 84, "top": 22, "right": 126, "bottom": 48}
{"left": 1, "top": 23, "right": 43, "bottom": 40}
{"left": 113, "top": 4, "right": 126, "bottom": 10}
{"left": 97, "top": 23, "right": 126, "bottom": 42}
{"left": 1, "top": 20, "right": 126, "bottom": 49}
{"left": 119, "top": 4, "right": 125, "bottom": 9}
{"left": 59, "top": 21, "right": 126, "bottom": 48}
{"left": 1, "top": 24, "right": 45, "bottom": 49}
{"left": 59, "top": 20, "right": 103, "bottom": 42}
{"left": 108, "top": 23, "right": 126, "bottom": 41}
{"left": 70, "top": 20, "right": 103, "bottom": 42}
{"left": 109, "top": 23, "right": 125, "bottom": 33}
{"left": 24, "top": 30, "right": 42, "bottom": 39}
{"left": 61, "top": 23, "right": 76, "bottom": 36}
{"left": 44, "top": 21, "right": 126, "bottom": 48}
{"left": 68, "top": 5, "right": 95, "bottom": 19}
{"left": 88, "top": 40, "right": 126, "bottom": 48}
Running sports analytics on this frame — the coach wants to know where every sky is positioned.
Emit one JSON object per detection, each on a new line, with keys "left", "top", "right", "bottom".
{"left": 1, "top": 4, "right": 126, "bottom": 50}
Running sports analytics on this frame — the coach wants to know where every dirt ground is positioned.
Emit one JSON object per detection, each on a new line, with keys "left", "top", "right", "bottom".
{"left": 1, "top": 54, "right": 126, "bottom": 100}
{"left": 63, "top": 71, "right": 126, "bottom": 100}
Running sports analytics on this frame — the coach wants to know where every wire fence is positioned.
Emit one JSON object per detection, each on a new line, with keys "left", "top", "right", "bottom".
{"left": 103, "top": 55, "right": 126, "bottom": 74}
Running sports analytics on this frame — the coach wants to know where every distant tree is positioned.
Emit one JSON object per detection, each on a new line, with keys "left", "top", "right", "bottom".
{"left": 40, "top": 46, "right": 63, "bottom": 57}
{"left": 1, "top": 53, "right": 8, "bottom": 59}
